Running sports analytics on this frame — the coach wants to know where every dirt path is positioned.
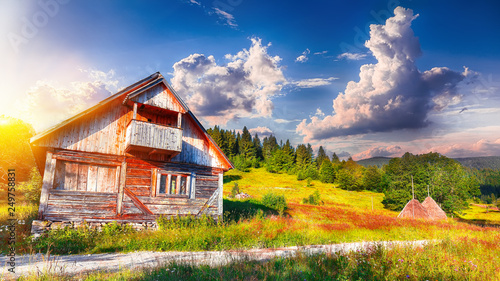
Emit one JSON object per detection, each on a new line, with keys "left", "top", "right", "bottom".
{"left": 1, "top": 240, "right": 432, "bottom": 279}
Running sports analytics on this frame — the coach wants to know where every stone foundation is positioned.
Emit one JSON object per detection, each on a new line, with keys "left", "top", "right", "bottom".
{"left": 31, "top": 220, "right": 158, "bottom": 239}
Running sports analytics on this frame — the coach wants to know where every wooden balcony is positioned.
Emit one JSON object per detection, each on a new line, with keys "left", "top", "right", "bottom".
{"left": 125, "top": 120, "right": 182, "bottom": 157}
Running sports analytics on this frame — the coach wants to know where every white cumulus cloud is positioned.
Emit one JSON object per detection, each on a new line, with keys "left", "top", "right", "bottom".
{"left": 353, "top": 145, "right": 402, "bottom": 160}
{"left": 249, "top": 126, "right": 273, "bottom": 137}
{"left": 171, "top": 37, "right": 286, "bottom": 125}
{"left": 297, "top": 7, "right": 468, "bottom": 142}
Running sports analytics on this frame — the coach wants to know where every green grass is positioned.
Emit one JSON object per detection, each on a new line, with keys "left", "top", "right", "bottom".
{"left": 15, "top": 234, "right": 500, "bottom": 281}
{"left": 457, "top": 204, "right": 500, "bottom": 226}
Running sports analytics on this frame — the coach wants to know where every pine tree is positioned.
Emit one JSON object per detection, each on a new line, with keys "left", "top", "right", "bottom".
{"left": 253, "top": 133, "right": 263, "bottom": 160}
{"left": 239, "top": 126, "right": 255, "bottom": 158}
{"left": 331, "top": 152, "right": 340, "bottom": 163}
{"left": 316, "top": 146, "right": 329, "bottom": 168}
{"left": 262, "top": 135, "right": 278, "bottom": 160}
{"left": 319, "top": 158, "right": 335, "bottom": 183}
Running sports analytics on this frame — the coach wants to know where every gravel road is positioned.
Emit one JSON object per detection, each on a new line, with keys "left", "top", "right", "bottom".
{"left": 1, "top": 240, "right": 432, "bottom": 279}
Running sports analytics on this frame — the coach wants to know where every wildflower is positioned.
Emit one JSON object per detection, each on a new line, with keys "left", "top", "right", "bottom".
{"left": 406, "top": 275, "right": 410, "bottom": 278}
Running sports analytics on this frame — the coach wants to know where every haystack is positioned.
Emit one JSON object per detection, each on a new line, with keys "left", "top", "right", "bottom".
{"left": 421, "top": 197, "right": 447, "bottom": 220}
{"left": 397, "top": 199, "right": 429, "bottom": 219}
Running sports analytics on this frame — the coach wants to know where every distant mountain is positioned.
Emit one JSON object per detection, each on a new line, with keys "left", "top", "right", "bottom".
{"left": 357, "top": 156, "right": 500, "bottom": 170}
{"left": 454, "top": 156, "right": 500, "bottom": 170}
{"left": 356, "top": 157, "right": 392, "bottom": 168}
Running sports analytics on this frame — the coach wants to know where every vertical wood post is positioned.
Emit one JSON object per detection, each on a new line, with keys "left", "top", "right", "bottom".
{"left": 151, "top": 168, "right": 157, "bottom": 197}
{"left": 177, "top": 112, "right": 182, "bottom": 129}
{"left": 218, "top": 173, "right": 223, "bottom": 218}
{"left": 38, "top": 151, "right": 56, "bottom": 219}
{"left": 190, "top": 173, "right": 196, "bottom": 199}
{"left": 133, "top": 102, "right": 138, "bottom": 120}
{"left": 116, "top": 161, "right": 127, "bottom": 215}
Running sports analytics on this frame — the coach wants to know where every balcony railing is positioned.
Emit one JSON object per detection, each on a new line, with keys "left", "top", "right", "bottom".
{"left": 125, "top": 120, "right": 182, "bottom": 156}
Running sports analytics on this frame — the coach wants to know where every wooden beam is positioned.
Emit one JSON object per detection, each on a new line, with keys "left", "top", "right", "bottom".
{"left": 53, "top": 154, "right": 121, "bottom": 166}
{"left": 151, "top": 168, "right": 157, "bottom": 197}
{"left": 116, "top": 161, "right": 127, "bottom": 215}
{"left": 38, "top": 151, "right": 56, "bottom": 219}
{"left": 124, "top": 188, "right": 154, "bottom": 215}
{"left": 148, "top": 149, "right": 157, "bottom": 156}
{"left": 177, "top": 112, "right": 182, "bottom": 129}
{"left": 218, "top": 173, "right": 223, "bottom": 218}
{"left": 133, "top": 102, "right": 138, "bottom": 120}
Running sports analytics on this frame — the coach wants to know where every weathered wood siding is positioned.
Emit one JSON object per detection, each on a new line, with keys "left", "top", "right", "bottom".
{"left": 125, "top": 120, "right": 182, "bottom": 152}
{"left": 44, "top": 190, "right": 117, "bottom": 221}
{"left": 170, "top": 115, "right": 227, "bottom": 168}
{"left": 34, "top": 99, "right": 131, "bottom": 156}
{"left": 131, "top": 84, "right": 186, "bottom": 113}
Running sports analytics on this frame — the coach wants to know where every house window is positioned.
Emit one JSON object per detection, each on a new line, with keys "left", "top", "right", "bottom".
{"left": 54, "top": 160, "right": 119, "bottom": 193}
{"left": 157, "top": 173, "right": 194, "bottom": 197}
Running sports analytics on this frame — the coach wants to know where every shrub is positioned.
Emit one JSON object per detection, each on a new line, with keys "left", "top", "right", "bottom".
{"left": 157, "top": 214, "right": 216, "bottom": 230}
{"left": 232, "top": 155, "right": 252, "bottom": 172}
{"left": 17, "top": 167, "right": 42, "bottom": 205}
{"left": 302, "top": 190, "right": 322, "bottom": 205}
{"left": 231, "top": 183, "right": 240, "bottom": 198}
{"left": 261, "top": 192, "right": 287, "bottom": 215}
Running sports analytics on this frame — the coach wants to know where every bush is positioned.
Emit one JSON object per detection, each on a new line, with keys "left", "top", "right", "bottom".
{"left": 231, "top": 183, "right": 240, "bottom": 198}
{"left": 261, "top": 192, "right": 287, "bottom": 216}
{"left": 157, "top": 214, "right": 216, "bottom": 230}
{"left": 232, "top": 155, "right": 252, "bottom": 172}
{"left": 17, "top": 167, "right": 42, "bottom": 205}
{"left": 297, "top": 164, "right": 319, "bottom": 181}
{"left": 302, "top": 190, "right": 322, "bottom": 205}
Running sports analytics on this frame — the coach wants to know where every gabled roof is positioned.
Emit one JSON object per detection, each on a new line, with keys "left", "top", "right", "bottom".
{"left": 30, "top": 72, "right": 234, "bottom": 170}
{"left": 30, "top": 72, "right": 163, "bottom": 143}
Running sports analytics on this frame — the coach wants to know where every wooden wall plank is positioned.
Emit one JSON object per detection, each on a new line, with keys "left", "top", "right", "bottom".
{"left": 77, "top": 164, "right": 88, "bottom": 191}
{"left": 38, "top": 151, "right": 56, "bottom": 219}
{"left": 117, "top": 161, "right": 127, "bottom": 215}
{"left": 64, "top": 162, "right": 78, "bottom": 191}
{"left": 87, "top": 165, "right": 98, "bottom": 192}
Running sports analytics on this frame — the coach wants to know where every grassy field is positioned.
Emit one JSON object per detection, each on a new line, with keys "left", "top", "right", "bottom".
{"left": 3, "top": 167, "right": 500, "bottom": 280}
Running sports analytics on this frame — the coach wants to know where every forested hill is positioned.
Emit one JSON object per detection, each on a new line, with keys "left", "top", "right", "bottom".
{"left": 357, "top": 156, "right": 500, "bottom": 170}
{"left": 356, "top": 157, "right": 392, "bottom": 168}
{"left": 454, "top": 156, "right": 500, "bottom": 170}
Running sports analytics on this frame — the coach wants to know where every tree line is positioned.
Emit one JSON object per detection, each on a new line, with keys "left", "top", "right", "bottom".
{"left": 207, "top": 126, "right": 485, "bottom": 213}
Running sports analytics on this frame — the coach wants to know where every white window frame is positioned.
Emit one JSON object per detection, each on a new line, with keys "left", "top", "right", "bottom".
{"left": 155, "top": 171, "right": 195, "bottom": 198}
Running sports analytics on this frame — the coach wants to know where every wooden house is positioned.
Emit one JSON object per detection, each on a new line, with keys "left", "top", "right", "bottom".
{"left": 30, "top": 72, "right": 233, "bottom": 230}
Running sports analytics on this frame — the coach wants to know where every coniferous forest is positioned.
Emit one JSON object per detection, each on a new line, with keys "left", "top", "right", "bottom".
{"left": 207, "top": 125, "right": 500, "bottom": 213}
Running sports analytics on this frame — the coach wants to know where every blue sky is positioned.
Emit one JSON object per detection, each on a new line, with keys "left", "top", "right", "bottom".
{"left": 1, "top": 0, "right": 500, "bottom": 159}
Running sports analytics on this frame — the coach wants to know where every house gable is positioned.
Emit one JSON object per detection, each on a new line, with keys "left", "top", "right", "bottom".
{"left": 30, "top": 73, "right": 233, "bottom": 171}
